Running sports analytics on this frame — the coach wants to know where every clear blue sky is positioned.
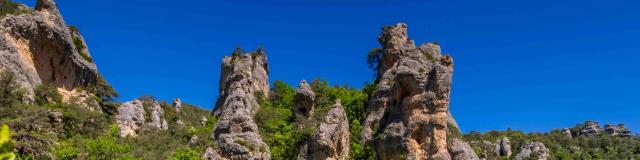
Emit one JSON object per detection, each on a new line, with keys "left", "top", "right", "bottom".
{"left": 15, "top": 0, "right": 639, "bottom": 133}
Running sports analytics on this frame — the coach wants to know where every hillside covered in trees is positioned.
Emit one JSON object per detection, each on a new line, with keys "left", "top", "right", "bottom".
{"left": 0, "top": 0, "right": 638, "bottom": 160}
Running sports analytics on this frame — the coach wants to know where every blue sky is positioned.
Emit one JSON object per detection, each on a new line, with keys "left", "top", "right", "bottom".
{"left": 15, "top": 0, "right": 639, "bottom": 133}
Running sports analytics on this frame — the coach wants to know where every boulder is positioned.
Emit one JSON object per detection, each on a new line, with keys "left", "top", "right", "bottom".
{"left": 116, "top": 100, "right": 145, "bottom": 137}
{"left": 298, "top": 100, "right": 350, "bottom": 160}
{"left": 499, "top": 137, "right": 512, "bottom": 157}
{"left": 448, "top": 138, "right": 480, "bottom": 160}
{"left": 210, "top": 49, "right": 270, "bottom": 159}
{"left": 294, "top": 80, "right": 315, "bottom": 121}
{"left": 515, "top": 142, "right": 549, "bottom": 160}
{"left": 362, "top": 23, "right": 474, "bottom": 160}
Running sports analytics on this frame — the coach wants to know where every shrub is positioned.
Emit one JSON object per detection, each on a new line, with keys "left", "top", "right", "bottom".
{"left": 52, "top": 141, "right": 79, "bottom": 160}
{"left": 170, "top": 148, "right": 201, "bottom": 160}
{"left": 34, "top": 84, "right": 63, "bottom": 109}
{"left": 0, "top": 0, "right": 31, "bottom": 18}
{"left": 0, "top": 71, "right": 24, "bottom": 107}
{"left": 85, "top": 125, "right": 132, "bottom": 160}
{"left": 0, "top": 125, "right": 16, "bottom": 160}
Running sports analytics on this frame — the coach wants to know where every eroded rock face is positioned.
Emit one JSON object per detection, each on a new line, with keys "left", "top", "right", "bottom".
{"left": 294, "top": 80, "right": 315, "bottom": 121}
{"left": 515, "top": 142, "right": 549, "bottom": 160}
{"left": 362, "top": 23, "right": 470, "bottom": 160}
{"left": 580, "top": 121, "right": 601, "bottom": 136}
{"left": 0, "top": 0, "right": 100, "bottom": 98}
{"left": 117, "top": 100, "right": 145, "bottom": 137}
{"left": 299, "top": 100, "right": 350, "bottom": 160}
{"left": 210, "top": 49, "right": 270, "bottom": 159}
{"left": 173, "top": 98, "right": 182, "bottom": 112}
{"left": 147, "top": 100, "right": 169, "bottom": 130}
{"left": 604, "top": 124, "right": 632, "bottom": 137}
{"left": 498, "top": 137, "right": 512, "bottom": 157}
{"left": 448, "top": 139, "right": 480, "bottom": 160}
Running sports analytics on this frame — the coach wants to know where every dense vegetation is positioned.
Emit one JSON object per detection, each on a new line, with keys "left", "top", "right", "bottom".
{"left": 255, "top": 79, "right": 376, "bottom": 160}
{"left": 0, "top": 0, "right": 30, "bottom": 18}
{"left": 0, "top": 71, "right": 213, "bottom": 160}
{"left": 464, "top": 126, "right": 640, "bottom": 160}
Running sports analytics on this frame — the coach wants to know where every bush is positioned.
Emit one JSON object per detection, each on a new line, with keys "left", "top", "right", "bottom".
{"left": 52, "top": 141, "right": 79, "bottom": 160}
{"left": 0, "top": 71, "right": 24, "bottom": 107}
{"left": 170, "top": 148, "right": 201, "bottom": 160}
{"left": 0, "top": 125, "right": 16, "bottom": 160}
{"left": 34, "top": 84, "right": 63, "bottom": 109}
{"left": 0, "top": 0, "right": 31, "bottom": 18}
{"left": 85, "top": 125, "right": 132, "bottom": 160}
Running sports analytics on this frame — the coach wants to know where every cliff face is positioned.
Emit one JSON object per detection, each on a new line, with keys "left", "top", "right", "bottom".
{"left": 210, "top": 50, "right": 271, "bottom": 159}
{"left": 362, "top": 23, "right": 475, "bottom": 160}
{"left": 0, "top": 0, "right": 100, "bottom": 98}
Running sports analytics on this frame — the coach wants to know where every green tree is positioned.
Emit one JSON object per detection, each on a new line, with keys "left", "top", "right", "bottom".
{"left": 0, "top": 125, "right": 15, "bottom": 160}
{"left": 170, "top": 148, "right": 201, "bottom": 160}
{"left": 0, "top": 71, "right": 24, "bottom": 107}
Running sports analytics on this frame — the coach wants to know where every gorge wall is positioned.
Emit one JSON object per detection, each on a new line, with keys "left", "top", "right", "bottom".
{"left": 0, "top": 0, "right": 102, "bottom": 99}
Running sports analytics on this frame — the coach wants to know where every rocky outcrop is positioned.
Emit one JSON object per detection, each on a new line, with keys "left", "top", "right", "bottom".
{"left": 117, "top": 100, "right": 145, "bottom": 137}
{"left": 498, "top": 137, "right": 512, "bottom": 157}
{"left": 147, "top": 100, "right": 168, "bottom": 130}
{"left": 604, "top": 124, "right": 632, "bottom": 137}
{"left": 298, "top": 100, "right": 350, "bottom": 160}
{"left": 116, "top": 98, "right": 168, "bottom": 137}
{"left": 173, "top": 98, "right": 182, "bottom": 112}
{"left": 580, "top": 121, "right": 601, "bottom": 136}
{"left": 210, "top": 49, "right": 270, "bottom": 159}
{"left": 0, "top": 0, "right": 102, "bottom": 99}
{"left": 562, "top": 128, "right": 572, "bottom": 138}
{"left": 448, "top": 139, "right": 480, "bottom": 160}
{"left": 362, "top": 23, "right": 473, "bottom": 159}
{"left": 203, "top": 147, "right": 218, "bottom": 160}
{"left": 515, "top": 142, "right": 549, "bottom": 160}
{"left": 294, "top": 80, "right": 315, "bottom": 121}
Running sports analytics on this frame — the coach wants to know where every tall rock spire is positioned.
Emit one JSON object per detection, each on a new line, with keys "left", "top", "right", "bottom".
{"left": 362, "top": 23, "right": 474, "bottom": 160}
{"left": 209, "top": 48, "right": 270, "bottom": 159}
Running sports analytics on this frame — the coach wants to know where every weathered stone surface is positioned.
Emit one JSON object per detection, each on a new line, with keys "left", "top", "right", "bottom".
{"left": 362, "top": 23, "right": 470, "bottom": 160}
{"left": 498, "top": 137, "right": 512, "bottom": 157}
{"left": 298, "top": 100, "right": 350, "bottom": 160}
{"left": 580, "top": 121, "right": 601, "bottom": 136}
{"left": 117, "top": 100, "right": 145, "bottom": 137}
{"left": 515, "top": 142, "right": 549, "bottom": 160}
{"left": 562, "top": 128, "right": 572, "bottom": 138}
{"left": 147, "top": 100, "right": 169, "bottom": 130}
{"left": 294, "top": 80, "right": 315, "bottom": 121}
{"left": 448, "top": 138, "right": 480, "bottom": 160}
{"left": 173, "top": 98, "right": 182, "bottom": 112}
{"left": 0, "top": 0, "right": 101, "bottom": 99}
{"left": 604, "top": 123, "right": 632, "bottom": 137}
{"left": 203, "top": 147, "right": 219, "bottom": 160}
{"left": 188, "top": 135, "right": 199, "bottom": 147}
{"left": 210, "top": 49, "right": 270, "bottom": 159}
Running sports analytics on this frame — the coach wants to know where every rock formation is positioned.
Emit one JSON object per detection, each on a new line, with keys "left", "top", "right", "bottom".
{"left": 294, "top": 80, "right": 315, "bottom": 121}
{"left": 116, "top": 98, "right": 169, "bottom": 137}
{"left": 117, "top": 100, "right": 145, "bottom": 137}
{"left": 147, "top": 100, "right": 169, "bottom": 130}
{"left": 448, "top": 139, "right": 480, "bottom": 160}
{"left": 515, "top": 142, "right": 549, "bottom": 160}
{"left": 210, "top": 49, "right": 270, "bottom": 159}
{"left": 298, "top": 100, "right": 350, "bottom": 160}
{"left": 362, "top": 23, "right": 475, "bottom": 159}
{"left": 580, "top": 121, "right": 601, "bottom": 136}
{"left": 604, "top": 123, "right": 632, "bottom": 137}
{"left": 0, "top": 0, "right": 103, "bottom": 99}
{"left": 561, "top": 128, "right": 572, "bottom": 138}
{"left": 498, "top": 137, "right": 512, "bottom": 157}
{"left": 173, "top": 98, "right": 182, "bottom": 112}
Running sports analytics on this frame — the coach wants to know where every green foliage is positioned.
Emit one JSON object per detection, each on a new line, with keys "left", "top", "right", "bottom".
{"left": 0, "top": 125, "right": 16, "bottom": 160}
{"left": 69, "top": 28, "right": 94, "bottom": 63}
{"left": 61, "top": 103, "right": 111, "bottom": 138}
{"left": 52, "top": 141, "right": 79, "bottom": 160}
{"left": 85, "top": 125, "right": 132, "bottom": 160}
{"left": 366, "top": 48, "right": 383, "bottom": 77}
{"left": 89, "top": 76, "right": 119, "bottom": 115}
{"left": 0, "top": 0, "right": 30, "bottom": 18}
{"left": 0, "top": 71, "right": 24, "bottom": 107}
{"left": 170, "top": 148, "right": 201, "bottom": 160}
{"left": 464, "top": 126, "right": 640, "bottom": 160}
{"left": 34, "top": 84, "right": 63, "bottom": 109}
